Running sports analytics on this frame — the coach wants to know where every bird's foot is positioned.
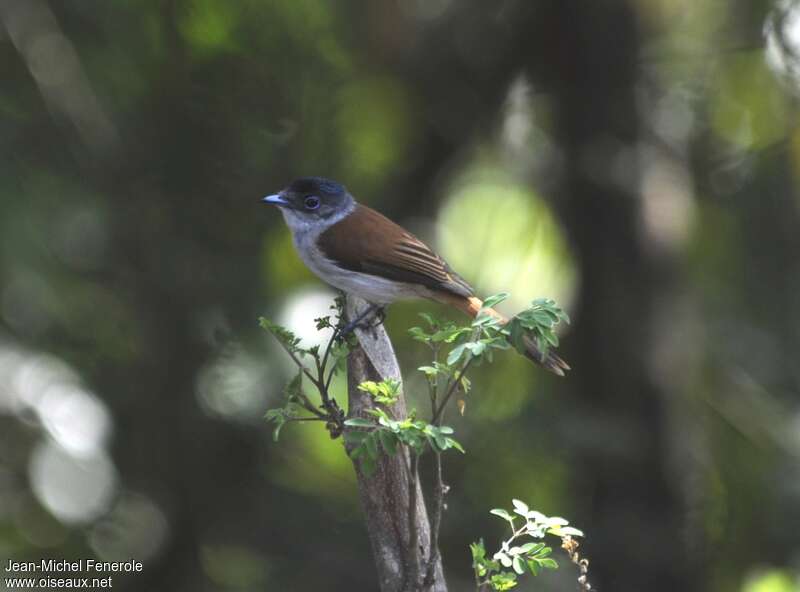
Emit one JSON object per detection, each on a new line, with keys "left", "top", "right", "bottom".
{"left": 337, "top": 304, "right": 386, "bottom": 340}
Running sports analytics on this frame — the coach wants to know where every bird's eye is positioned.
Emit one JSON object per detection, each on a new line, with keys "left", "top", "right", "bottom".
{"left": 304, "top": 195, "right": 320, "bottom": 210}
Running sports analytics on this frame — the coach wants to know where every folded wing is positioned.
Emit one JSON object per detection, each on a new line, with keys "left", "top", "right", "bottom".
{"left": 317, "top": 204, "right": 474, "bottom": 298}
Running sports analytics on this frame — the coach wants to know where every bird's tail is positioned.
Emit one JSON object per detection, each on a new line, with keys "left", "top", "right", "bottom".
{"left": 435, "top": 294, "right": 570, "bottom": 377}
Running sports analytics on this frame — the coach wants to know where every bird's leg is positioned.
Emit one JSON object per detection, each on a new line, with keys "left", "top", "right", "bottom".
{"left": 338, "top": 303, "right": 386, "bottom": 339}
{"left": 367, "top": 306, "right": 387, "bottom": 328}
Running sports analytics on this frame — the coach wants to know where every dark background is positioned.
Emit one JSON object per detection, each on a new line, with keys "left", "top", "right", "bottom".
{"left": 2, "top": 1, "right": 799, "bottom": 591}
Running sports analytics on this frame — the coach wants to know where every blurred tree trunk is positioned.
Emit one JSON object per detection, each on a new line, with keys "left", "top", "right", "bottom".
{"left": 345, "top": 297, "right": 447, "bottom": 592}
{"left": 527, "top": 2, "right": 702, "bottom": 591}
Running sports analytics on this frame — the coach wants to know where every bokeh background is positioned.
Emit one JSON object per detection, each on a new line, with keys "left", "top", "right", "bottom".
{"left": 1, "top": 1, "right": 800, "bottom": 591}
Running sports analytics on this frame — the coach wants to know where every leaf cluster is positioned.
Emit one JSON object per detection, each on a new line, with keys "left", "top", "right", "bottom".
{"left": 471, "top": 499, "right": 584, "bottom": 590}
{"left": 357, "top": 378, "right": 402, "bottom": 406}
{"left": 344, "top": 409, "right": 464, "bottom": 476}
{"left": 410, "top": 297, "right": 510, "bottom": 369}
{"left": 507, "top": 298, "right": 570, "bottom": 358}
{"left": 263, "top": 373, "right": 305, "bottom": 441}
{"left": 260, "top": 297, "right": 351, "bottom": 440}
{"left": 409, "top": 294, "right": 569, "bottom": 378}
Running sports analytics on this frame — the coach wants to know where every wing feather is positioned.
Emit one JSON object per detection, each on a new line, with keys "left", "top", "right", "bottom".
{"left": 317, "top": 204, "right": 473, "bottom": 298}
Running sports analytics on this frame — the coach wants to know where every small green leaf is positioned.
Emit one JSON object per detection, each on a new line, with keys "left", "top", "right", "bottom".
{"left": 490, "top": 508, "right": 514, "bottom": 522}
{"left": 447, "top": 344, "right": 468, "bottom": 366}
{"left": 526, "top": 559, "right": 539, "bottom": 576}
{"left": 553, "top": 526, "right": 584, "bottom": 537}
{"left": 489, "top": 572, "right": 518, "bottom": 591}
{"left": 538, "top": 558, "right": 558, "bottom": 570}
{"left": 378, "top": 429, "right": 398, "bottom": 456}
{"left": 511, "top": 556, "right": 525, "bottom": 575}
{"left": 271, "top": 419, "right": 285, "bottom": 442}
{"left": 344, "top": 418, "right": 374, "bottom": 428}
{"left": 494, "top": 552, "right": 512, "bottom": 568}
{"left": 512, "top": 499, "right": 529, "bottom": 516}
{"left": 446, "top": 437, "right": 465, "bottom": 453}
{"left": 518, "top": 542, "right": 544, "bottom": 554}
{"left": 470, "top": 539, "right": 487, "bottom": 562}
{"left": 482, "top": 292, "right": 509, "bottom": 309}
{"left": 408, "top": 327, "right": 432, "bottom": 342}
{"left": 466, "top": 341, "right": 486, "bottom": 356}
{"left": 417, "top": 365, "right": 439, "bottom": 376}
{"left": 418, "top": 312, "right": 437, "bottom": 327}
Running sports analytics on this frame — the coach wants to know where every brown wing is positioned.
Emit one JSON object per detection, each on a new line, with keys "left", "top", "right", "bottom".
{"left": 317, "top": 204, "right": 474, "bottom": 298}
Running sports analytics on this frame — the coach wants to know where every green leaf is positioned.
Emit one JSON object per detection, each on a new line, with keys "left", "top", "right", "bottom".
{"left": 271, "top": 419, "right": 285, "bottom": 442}
{"left": 447, "top": 343, "right": 468, "bottom": 366}
{"left": 470, "top": 540, "right": 487, "bottom": 563}
{"left": 259, "top": 317, "right": 303, "bottom": 352}
{"left": 357, "top": 378, "right": 401, "bottom": 405}
{"left": 511, "top": 556, "right": 525, "bottom": 575}
{"left": 445, "top": 437, "right": 465, "bottom": 453}
{"left": 344, "top": 418, "right": 374, "bottom": 428}
{"left": 553, "top": 526, "right": 584, "bottom": 537}
{"left": 512, "top": 499, "right": 529, "bottom": 515}
{"left": 518, "top": 542, "right": 544, "bottom": 554}
{"left": 418, "top": 312, "right": 437, "bottom": 327}
{"left": 482, "top": 292, "right": 509, "bottom": 309}
{"left": 466, "top": 341, "right": 486, "bottom": 357}
{"left": 284, "top": 371, "right": 303, "bottom": 399}
{"left": 526, "top": 559, "right": 539, "bottom": 576}
{"left": 408, "top": 327, "right": 432, "bottom": 342}
{"left": 490, "top": 508, "right": 514, "bottom": 522}
{"left": 489, "top": 572, "right": 518, "bottom": 591}
{"left": 314, "top": 316, "right": 332, "bottom": 330}
{"left": 378, "top": 429, "right": 398, "bottom": 456}
{"left": 495, "top": 552, "right": 512, "bottom": 568}
{"left": 538, "top": 558, "right": 558, "bottom": 570}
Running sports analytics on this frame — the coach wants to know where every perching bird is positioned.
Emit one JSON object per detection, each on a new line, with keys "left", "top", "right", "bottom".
{"left": 263, "top": 177, "right": 569, "bottom": 375}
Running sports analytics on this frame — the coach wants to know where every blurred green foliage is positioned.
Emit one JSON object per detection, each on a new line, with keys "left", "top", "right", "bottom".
{"left": 1, "top": 0, "right": 800, "bottom": 591}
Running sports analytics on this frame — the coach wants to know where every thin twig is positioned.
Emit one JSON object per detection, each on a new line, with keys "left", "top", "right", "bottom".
{"left": 432, "top": 356, "right": 474, "bottom": 424}
{"left": 324, "top": 354, "right": 340, "bottom": 392}
{"left": 275, "top": 340, "right": 321, "bottom": 388}
{"left": 423, "top": 450, "right": 444, "bottom": 590}
{"left": 429, "top": 344, "right": 440, "bottom": 418}
{"left": 292, "top": 390, "right": 328, "bottom": 419}
{"left": 406, "top": 453, "right": 421, "bottom": 592}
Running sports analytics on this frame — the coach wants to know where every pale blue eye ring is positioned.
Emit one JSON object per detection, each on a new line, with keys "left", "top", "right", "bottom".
{"left": 304, "top": 195, "right": 320, "bottom": 210}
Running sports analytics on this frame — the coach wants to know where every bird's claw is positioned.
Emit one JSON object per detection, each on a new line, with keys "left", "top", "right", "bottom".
{"left": 336, "top": 305, "right": 386, "bottom": 340}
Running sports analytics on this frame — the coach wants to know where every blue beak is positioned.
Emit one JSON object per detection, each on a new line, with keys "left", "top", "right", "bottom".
{"left": 262, "top": 194, "right": 289, "bottom": 206}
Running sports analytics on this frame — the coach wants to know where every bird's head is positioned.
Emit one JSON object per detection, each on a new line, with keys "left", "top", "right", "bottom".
{"left": 262, "top": 177, "right": 354, "bottom": 232}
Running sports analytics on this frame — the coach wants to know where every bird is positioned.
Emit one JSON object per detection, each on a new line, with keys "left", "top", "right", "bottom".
{"left": 262, "top": 177, "right": 569, "bottom": 375}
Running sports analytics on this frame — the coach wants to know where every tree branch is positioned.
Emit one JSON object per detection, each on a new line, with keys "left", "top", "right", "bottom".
{"left": 344, "top": 295, "right": 447, "bottom": 592}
